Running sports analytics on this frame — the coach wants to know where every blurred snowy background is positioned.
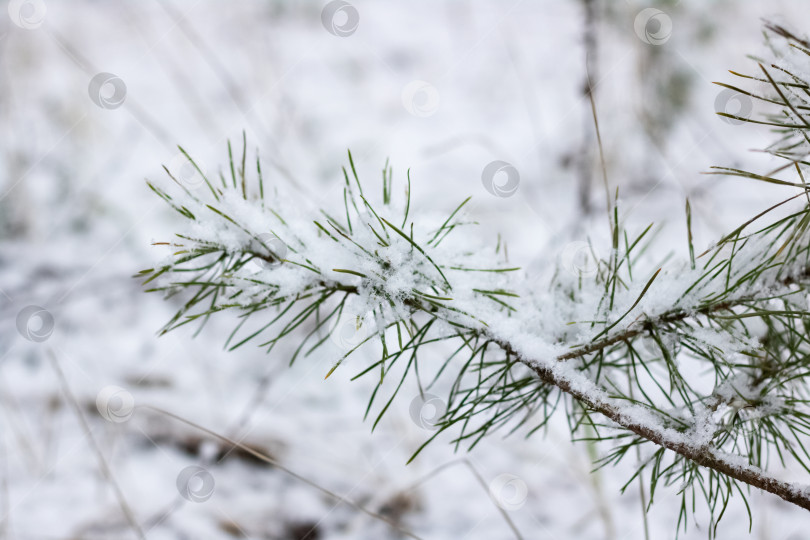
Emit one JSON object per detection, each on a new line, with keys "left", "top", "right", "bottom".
{"left": 1, "top": 0, "right": 808, "bottom": 538}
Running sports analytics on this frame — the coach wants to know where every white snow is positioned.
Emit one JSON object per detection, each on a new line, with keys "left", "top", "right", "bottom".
{"left": 3, "top": 1, "right": 810, "bottom": 538}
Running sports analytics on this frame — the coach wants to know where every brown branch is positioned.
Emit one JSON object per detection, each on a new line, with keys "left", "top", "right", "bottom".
{"left": 209, "top": 269, "right": 810, "bottom": 512}
{"left": 484, "top": 275, "right": 810, "bottom": 510}
{"left": 518, "top": 356, "right": 810, "bottom": 511}
{"left": 556, "top": 267, "right": 810, "bottom": 362}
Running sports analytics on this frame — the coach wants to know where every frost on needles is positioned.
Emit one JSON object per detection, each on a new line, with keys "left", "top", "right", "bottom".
{"left": 140, "top": 24, "right": 810, "bottom": 536}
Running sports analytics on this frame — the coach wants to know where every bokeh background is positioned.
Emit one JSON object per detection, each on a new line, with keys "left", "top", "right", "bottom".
{"left": 1, "top": 1, "right": 808, "bottom": 538}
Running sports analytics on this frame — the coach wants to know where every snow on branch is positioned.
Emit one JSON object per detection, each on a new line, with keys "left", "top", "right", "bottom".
{"left": 141, "top": 24, "right": 810, "bottom": 535}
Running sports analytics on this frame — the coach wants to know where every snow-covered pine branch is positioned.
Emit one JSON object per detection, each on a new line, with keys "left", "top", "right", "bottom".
{"left": 141, "top": 24, "right": 810, "bottom": 535}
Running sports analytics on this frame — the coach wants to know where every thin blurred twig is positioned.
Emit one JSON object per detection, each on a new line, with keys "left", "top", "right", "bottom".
{"left": 0, "top": 435, "right": 8, "bottom": 540}
{"left": 140, "top": 404, "right": 425, "bottom": 540}
{"left": 45, "top": 27, "right": 173, "bottom": 146}
{"left": 156, "top": 0, "right": 268, "bottom": 138}
{"left": 47, "top": 349, "right": 145, "bottom": 540}
{"left": 401, "top": 457, "right": 524, "bottom": 540}
{"left": 586, "top": 75, "right": 612, "bottom": 237}
{"left": 577, "top": 0, "right": 599, "bottom": 216}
